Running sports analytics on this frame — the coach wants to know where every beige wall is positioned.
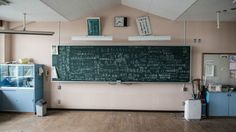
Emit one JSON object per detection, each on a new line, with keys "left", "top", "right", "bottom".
{"left": 0, "top": 34, "right": 3, "bottom": 62}
{"left": 0, "top": 21, "right": 11, "bottom": 63}
{"left": 10, "top": 5, "right": 236, "bottom": 110}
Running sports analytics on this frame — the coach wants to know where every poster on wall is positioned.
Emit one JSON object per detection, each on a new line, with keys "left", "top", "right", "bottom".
{"left": 87, "top": 17, "right": 101, "bottom": 36}
{"left": 229, "top": 55, "right": 236, "bottom": 70}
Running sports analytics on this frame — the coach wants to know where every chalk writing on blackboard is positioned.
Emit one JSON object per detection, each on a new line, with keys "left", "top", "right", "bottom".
{"left": 52, "top": 46, "right": 191, "bottom": 82}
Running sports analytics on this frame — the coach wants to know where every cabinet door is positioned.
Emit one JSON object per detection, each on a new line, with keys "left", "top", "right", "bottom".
{"left": 208, "top": 92, "right": 229, "bottom": 116}
{"left": 229, "top": 92, "right": 236, "bottom": 116}
{"left": 16, "top": 89, "right": 34, "bottom": 112}
{"left": 0, "top": 90, "right": 2, "bottom": 110}
{"left": 0, "top": 90, "right": 17, "bottom": 112}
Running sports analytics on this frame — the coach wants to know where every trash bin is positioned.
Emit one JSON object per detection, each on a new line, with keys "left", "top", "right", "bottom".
{"left": 36, "top": 99, "right": 47, "bottom": 117}
{"left": 184, "top": 99, "right": 201, "bottom": 121}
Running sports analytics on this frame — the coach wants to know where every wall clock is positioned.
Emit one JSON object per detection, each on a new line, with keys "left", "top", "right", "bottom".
{"left": 114, "top": 16, "right": 127, "bottom": 27}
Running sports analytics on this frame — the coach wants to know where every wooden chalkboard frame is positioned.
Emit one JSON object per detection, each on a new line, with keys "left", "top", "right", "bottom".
{"left": 51, "top": 44, "right": 192, "bottom": 83}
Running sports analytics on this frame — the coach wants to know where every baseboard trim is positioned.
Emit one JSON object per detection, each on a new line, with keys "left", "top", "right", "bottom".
{"left": 47, "top": 108, "right": 184, "bottom": 113}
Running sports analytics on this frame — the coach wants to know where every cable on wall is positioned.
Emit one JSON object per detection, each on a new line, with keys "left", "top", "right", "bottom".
{"left": 184, "top": 20, "right": 187, "bottom": 46}
{"left": 216, "top": 11, "right": 220, "bottom": 29}
{"left": 58, "top": 21, "right": 61, "bottom": 45}
{"left": 183, "top": 20, "right": 187, "bottom": 91}
{"left": 58, "top": 21, "right": 61, "bottom": 89}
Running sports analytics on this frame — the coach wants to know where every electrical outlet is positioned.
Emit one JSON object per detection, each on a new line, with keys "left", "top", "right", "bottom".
{"left": 58, "top": 85, "right": 61, "bottom": 90}
{"left": 57, "top": 99, "right": 61, "bottom": 104}
{"left": 182, "top": 87, "right": 188, "bottom": 92}
{"left": 45, "top": 70, "right": 49, "bottom": 77}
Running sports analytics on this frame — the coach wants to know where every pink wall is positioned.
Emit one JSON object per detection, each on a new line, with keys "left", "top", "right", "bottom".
{"left": 11, "top": 5, "right": 236, "bottom": 110}
{"left": 0, "top": 22, "right": 11, "bottom": 63}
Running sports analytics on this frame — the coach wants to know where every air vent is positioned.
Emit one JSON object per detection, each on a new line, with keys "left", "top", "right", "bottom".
{"left": 0, "top": 0, "right": 10, "bottom": 6}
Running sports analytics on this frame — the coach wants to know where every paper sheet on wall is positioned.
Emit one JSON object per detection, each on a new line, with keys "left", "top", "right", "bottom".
{"left": 205, "top": 64, "right": 215, "bottom": 77}
{"left": 38, "top": 67, "right": 44, "bottom": 76}
{"left": 52, "top": 66, "right": 58, "bottom": 79}
{"left": 230, "top": 71, "right": 236, "bottom": 79}
{"left": 230, "top": 63, "right": 236, "bottom": 70}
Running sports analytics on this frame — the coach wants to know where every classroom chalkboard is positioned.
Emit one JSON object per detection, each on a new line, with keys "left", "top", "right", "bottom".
{"left": 52, "top": 46, "right": 191, "bottom": 82}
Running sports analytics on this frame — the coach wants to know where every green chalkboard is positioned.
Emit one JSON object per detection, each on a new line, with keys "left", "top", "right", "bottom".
{"left": 52, "top": 46, "right": 191, "bottom": 82}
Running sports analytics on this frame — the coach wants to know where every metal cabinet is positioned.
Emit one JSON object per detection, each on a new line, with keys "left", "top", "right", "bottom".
{"left": 229, "top": 92, "right": 236, "bottom": 116}
{"left": 1, "top": 89, "right": 17, "bottom": 111}
{"left": 206, "top": 91, "right": 236, "bottom": 116}
{"left": 16, "top": 89, "right": 35, "bottom": 112}
{"left": 0, "top": 64, "right": 44, "bottom": 112}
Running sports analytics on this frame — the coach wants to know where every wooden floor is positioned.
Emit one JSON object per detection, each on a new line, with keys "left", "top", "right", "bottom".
{"left": 0, "top": 110, "right": 236, "bottom": 132}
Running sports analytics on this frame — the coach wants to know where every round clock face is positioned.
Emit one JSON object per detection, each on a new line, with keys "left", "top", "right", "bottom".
{"left": 115, "top": 17, "right": 124, "bottom": 27}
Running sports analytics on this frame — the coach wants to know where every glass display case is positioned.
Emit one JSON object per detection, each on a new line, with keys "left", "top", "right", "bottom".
{"left": 0, "top": 64, "right": 44, "bottom": 112}
{"left": 0, "top": 64, "right": 34, "bottom": 88}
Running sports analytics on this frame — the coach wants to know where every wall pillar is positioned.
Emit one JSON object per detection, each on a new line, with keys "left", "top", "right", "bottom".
{"left": 0, "top": 21, "right": 11, "bottom": 63}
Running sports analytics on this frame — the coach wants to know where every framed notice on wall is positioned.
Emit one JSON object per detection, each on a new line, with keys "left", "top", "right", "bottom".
{"left": 136, "top": 16, "right": 152, "bottom": 36}
{"left": 87, "top": 17, "right": 101, "bottom": 36}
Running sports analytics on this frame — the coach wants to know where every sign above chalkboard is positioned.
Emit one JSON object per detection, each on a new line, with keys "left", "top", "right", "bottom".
{"left": 52, "top": 45, "right": 191, "bottom": 83}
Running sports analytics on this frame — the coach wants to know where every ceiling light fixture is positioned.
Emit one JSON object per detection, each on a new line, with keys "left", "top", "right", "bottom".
{"left": 0, "top": 0, "right": 10, "bottom": 6}
{"left": 233, "top": 0, "right": 236, "bottom": 4}
{"left": 0, "top": 13, "right": 54, "bottom": 35}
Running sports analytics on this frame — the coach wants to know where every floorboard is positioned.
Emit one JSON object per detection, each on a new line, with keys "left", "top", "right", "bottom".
{"left": 0, "top": 110, "right": 236, "bottom": 132}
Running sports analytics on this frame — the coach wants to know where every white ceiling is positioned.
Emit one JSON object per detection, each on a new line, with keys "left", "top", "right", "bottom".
{"left": 40, "top": 0, "right": 121, "bottom": 21}
{"left": 178, "top": 0, "right": 236, "bottom": 21}
{"left": 0, "top": 0, "right": 67, "bottom": 21}
{"left": 0, "top": 0, "right": 235, "bottom": 22}
{"left": 122, "top": 0, "right": 197, "bottom": 21}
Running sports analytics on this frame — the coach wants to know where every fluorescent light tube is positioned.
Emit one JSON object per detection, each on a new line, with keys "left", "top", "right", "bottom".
{"left": 0, "top": 29, "right": 54, "bottom": 35}
{"left": 0, "top": 0, "right": 10, "bottom": 6}
{"left": 0, "top": 13, "right": 54, "bottom": 36}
